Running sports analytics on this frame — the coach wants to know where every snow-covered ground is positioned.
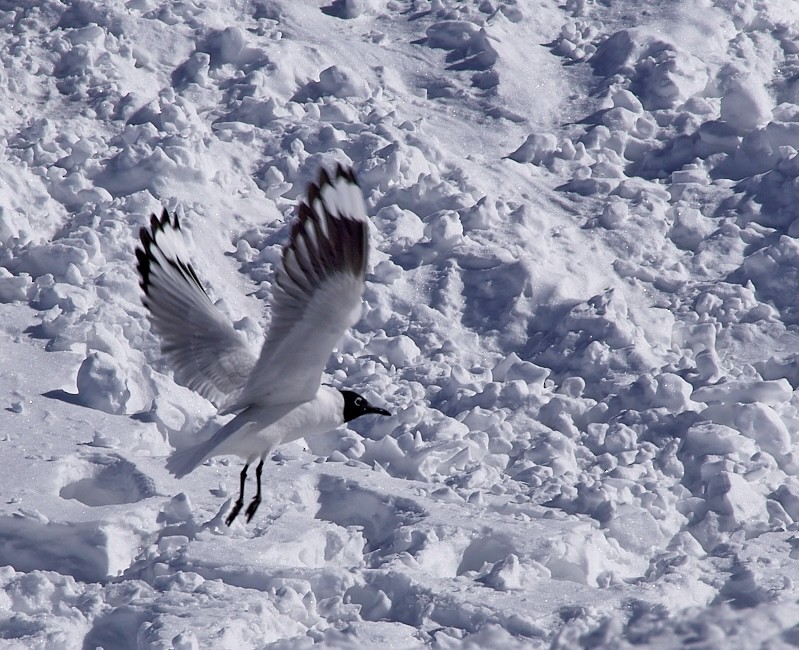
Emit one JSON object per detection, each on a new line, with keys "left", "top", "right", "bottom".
{"left": 3, "top": 0, "right": 799, "bottom": 647}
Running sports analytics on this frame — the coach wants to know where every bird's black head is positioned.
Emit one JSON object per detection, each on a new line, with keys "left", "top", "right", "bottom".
{"left": 340, "top": 390, "right": 390, "bottom": 422}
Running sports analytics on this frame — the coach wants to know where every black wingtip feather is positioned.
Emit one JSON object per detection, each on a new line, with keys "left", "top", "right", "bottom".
{"left": 302, "top": 164, "right": 358, "bottom": 216}
{"left": 282, "top": 165, "right": 368, "bottom": 289}
{"left": 136, "top": 207, "right": 197, "bottom": 303}
{"left": 335, "top": 163, "right": 356, "bottom": 185}
{"left": 305, "top": 181, "right": 321, "bottom": 214}
{"left": 318, "top": 168, "right": 332, "bottom": 189}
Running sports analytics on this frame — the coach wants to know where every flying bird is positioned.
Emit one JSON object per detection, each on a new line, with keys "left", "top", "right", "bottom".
{"left": 136, "top": 165, "right": 390, "bottom": 525}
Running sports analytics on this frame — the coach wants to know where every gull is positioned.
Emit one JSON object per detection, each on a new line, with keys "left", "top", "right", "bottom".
{"left": 136, "top": 165, "right": 390, "bottom": 525}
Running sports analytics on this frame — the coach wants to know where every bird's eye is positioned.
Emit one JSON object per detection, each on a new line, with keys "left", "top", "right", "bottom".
{"left": 355, "top": 397, "right": 364, "bottom": 406}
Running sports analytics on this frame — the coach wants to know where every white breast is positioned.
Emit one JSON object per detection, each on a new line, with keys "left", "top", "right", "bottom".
{"left": 272, "top": 386, "right": 346, "bottom": 444}
{"left": 213, "top": 386, "right": 346, "bottom": 459}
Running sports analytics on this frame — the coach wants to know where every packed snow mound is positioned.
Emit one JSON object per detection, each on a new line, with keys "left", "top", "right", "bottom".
{"left": 3, "top": 0, "right": 799, "bottom": 647}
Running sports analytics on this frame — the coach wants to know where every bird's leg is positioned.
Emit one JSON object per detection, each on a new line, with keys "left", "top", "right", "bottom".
{"left": 245, "top": 458, "right": 264, "bottom": 523}
{"left": 225, "top": 463, "right": 249, "bottom": 526}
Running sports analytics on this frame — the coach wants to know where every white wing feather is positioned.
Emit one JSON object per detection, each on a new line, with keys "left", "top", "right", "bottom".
{"left": 136, "top": 211, "right": 257, "bottom": 406}
{"left": 221, "top": 165, "right": 369, "bottom": 412}
{"left": 138, "top": 166, "right": 368, "bottom": 417}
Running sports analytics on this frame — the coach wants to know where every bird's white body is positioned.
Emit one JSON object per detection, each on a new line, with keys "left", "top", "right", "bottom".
{"left": 166, "top": 386, "right": 345, "bottom": 477}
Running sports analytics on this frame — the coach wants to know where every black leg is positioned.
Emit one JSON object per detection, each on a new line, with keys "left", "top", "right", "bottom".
{"left": 225, "top": 463, "right": 249, "bottom": 526}
{"left": 245, "top": 458, "right": 264, "bottom": 523}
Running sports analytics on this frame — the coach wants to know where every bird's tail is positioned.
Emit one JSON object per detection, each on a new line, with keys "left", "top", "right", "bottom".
{"left": 166, "top": 436, "right": 219, "bottom": 478}
{"left": 166, "top": 408, "right": 261, "bottom": 478}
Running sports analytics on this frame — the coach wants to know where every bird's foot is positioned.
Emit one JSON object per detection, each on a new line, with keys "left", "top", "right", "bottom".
{"left": 245, "top": 495, "right": 261, "bottom": 523}
{"left": 226, "top": 500, "right": 244, "bottom": 526}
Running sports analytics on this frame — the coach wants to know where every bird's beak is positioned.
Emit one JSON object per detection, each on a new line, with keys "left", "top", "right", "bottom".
{"left": 368, "top": 406, "right": 390, "bottom": 416}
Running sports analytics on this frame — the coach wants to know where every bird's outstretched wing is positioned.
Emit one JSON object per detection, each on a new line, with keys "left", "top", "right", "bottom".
{"left": 136, "top": 210, "right": 257, "bottom": 406}
{"left": 221, "top": 165, "right": 369, "bottom": 413}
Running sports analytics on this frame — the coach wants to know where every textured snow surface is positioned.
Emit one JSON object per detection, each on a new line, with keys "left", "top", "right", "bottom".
{"left": 3, "top": 0, "right": 799, "bottom": 647}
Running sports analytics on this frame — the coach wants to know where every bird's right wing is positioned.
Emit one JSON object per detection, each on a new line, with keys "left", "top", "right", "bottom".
{"left": 221, "top": 165, "right": 369, "bottom": 413}
{"left": 136, "top": 210, "right": 257, "bottom": 406}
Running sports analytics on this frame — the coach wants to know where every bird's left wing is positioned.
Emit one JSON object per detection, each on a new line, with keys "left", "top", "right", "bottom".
{"left": 221, "top": 165, "right": 368, "bottom": 413}
{"left": 136, "top": 210, "right": 257, "bottom": 406}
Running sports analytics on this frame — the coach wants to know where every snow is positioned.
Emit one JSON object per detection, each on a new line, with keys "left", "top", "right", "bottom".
{"left": 3, "top": 0, "right": 799, "bottom": 647}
